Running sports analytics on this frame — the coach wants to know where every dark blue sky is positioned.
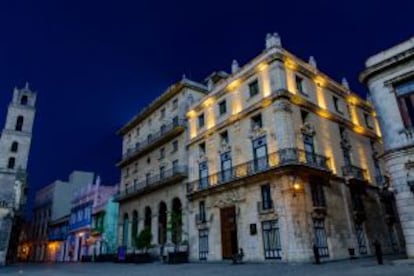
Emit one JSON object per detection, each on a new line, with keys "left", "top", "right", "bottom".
{"left": 0, "top": 1, "right": 412, "bottom": 212}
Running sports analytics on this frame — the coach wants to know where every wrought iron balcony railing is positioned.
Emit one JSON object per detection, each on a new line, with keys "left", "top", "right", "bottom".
{"left": 188, "top": 148, "right": 330, "bottom": 194}
{"left": 119, "top": 119, "right": 186, "bottom": 165}
{"left": 116, "top": 165, "right": 187, "bottom": 201}
{"left": 342, "top": 165, "right": 367, "bottom": 181}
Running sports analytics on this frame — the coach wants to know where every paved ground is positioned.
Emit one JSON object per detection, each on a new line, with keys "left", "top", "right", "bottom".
{"left": 1, "top": 257, "right": 413, "bottom": 276}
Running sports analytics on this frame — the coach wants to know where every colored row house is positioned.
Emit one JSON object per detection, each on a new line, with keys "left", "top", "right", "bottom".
{"left": 67, "top": 177, "right": 118, "bottom": 262}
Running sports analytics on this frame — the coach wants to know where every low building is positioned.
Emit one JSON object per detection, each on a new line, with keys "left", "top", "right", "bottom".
{"left": 47, "top": 216, "right": 69, "bottom": 262}
{"left": 90, "top": 194, "right": 119, "bottom": 258}
{"left": 67, "top": 177, "right": 117, "bottom": 262}
{"left": 360, "top": 36, "right": 414, "bottom": 257}
{"left": 31, "top": 171, "right": 95, "bottom": 262}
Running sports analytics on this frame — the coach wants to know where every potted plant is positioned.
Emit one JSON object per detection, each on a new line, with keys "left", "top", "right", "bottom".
{"left": 132, "top": 227, "right": 153, "bottom": 263}
{"left": 166, "top": 211, "right": 188, "bottom": 264}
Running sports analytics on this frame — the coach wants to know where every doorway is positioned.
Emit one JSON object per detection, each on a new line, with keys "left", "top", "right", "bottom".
{"left": 220, "top": 206, "right": 238, "bottom": 259}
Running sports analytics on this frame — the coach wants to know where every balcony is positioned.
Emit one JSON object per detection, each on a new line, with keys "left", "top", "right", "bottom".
{"left": 257, "top": 201, "right": 275, "bottom": 214}
{"left": 188, "top": 148, "right": 330, "bottom": 194}
{"left": 342, "top": 165, "right": 367, "bottom": 182}
{"left": 116, "top": 165, "right": 187, "bottom": 202}
{"left": 118, "top": 119, "right": 186, "bottom": 167}
{"left": 195, "top": 213, "right": 207, "bottom": 225}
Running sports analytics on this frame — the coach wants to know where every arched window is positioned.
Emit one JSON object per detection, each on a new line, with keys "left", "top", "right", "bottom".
{"left": 131, "top": 210, "right": 138, "bottom": 246}
{"left": 144, "top": 206, "right": 152, "bottom": 232}
{"left": 20, "top": 95, "right": 28, "bottom": 105}
{"left": 15, "top": 116, "right": 24, "bottom": 131}
{"left": 171, "top": 198, "right": 182, "bottom": 244}
{"left": 122, "top": 213, "right": 129, "bottom": 246}
{"left": 158, "top": 202, "right": 167, "bottom": 244}
{"left": 7, "top": 157, "right": 15, "bottom": 169}
{"left": 11, "top": 141, "right": 18, "bottom": 153}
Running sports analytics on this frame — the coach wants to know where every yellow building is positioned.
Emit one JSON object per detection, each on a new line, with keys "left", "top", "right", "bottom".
{"left": 185, "top": 33, "right": 404, "bottom": 262}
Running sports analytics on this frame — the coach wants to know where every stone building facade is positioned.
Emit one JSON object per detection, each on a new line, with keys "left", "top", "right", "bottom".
{"left": 185, "top": 34, "right": 403, "bottom": 262}
{"left": 360, "top": 37, "right": 414, "bottom": 258}
{"left": 0, "top": 84, "right": 36, "bottom": 265}
{"left": 115, "top": 78, "right": 208, "bottom": 256}
{"left": 31, "top": 171, "right": 94, "bottom": 262}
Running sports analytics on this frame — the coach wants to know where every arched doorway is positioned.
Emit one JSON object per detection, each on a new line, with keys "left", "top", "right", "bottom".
{"left": 122, "top": 213, "right": 129, "bottom": 246}
{"left": 171, "top": 198, "right": 182, "bottom": 244}
{"left": 131, "top": 210, "right": 138, "bottom": 247}
{"left": 158, "top": 202, "right": 167, "bottom": 245}
{"left": 144, "top": 206, "right": 152, "bottom": 232}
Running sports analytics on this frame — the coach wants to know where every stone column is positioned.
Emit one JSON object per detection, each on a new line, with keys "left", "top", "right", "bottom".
{"left": 385, "top": 151, "right": 414, "bottom": 257}
{"left": 269, "top": 60, "right": 287, "bottom": 92}
{"left": 279, "top": 175, "right": 313, "bottom": 261}
{"left": 273, "top": 98, "right": 296, "bottom": 150}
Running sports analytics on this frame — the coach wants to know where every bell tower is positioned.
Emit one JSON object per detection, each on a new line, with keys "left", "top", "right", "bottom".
{"left": 0, "top": 83, "right": 36, "bottom": 265}
{"left": 0, "top": 82, "right": 36, "bottom": 172}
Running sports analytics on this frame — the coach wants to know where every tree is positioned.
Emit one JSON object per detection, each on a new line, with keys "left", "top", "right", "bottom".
{"left": 134, "top": 227, "right": 152, "bottom": 252}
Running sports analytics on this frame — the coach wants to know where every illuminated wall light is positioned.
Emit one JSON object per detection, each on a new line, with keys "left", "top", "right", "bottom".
{"left": 187, "top": 110, "right": 197, "bottom": 118}
{"left": 259, "top": 65, "right": 271, "bottom": 97}
{"left": 315, "top": 85, "right": 327, "bottom": 109}
{"left": 353, "top": 125, "right": 365, "bottom": 135}
{"left": 374, "top": 119, "right": 382, "bottom": 138}
{"left": 262, "top": 98, "right": 272, "bottom": 108}
{"left": 284, "top": 58, "right": 297, "bottom": 70}
{"left": 314, "top": 76, "right": 326, "bottom": 87}
{"left": 257, "top": 62, "right": 269, "bottom": 72}
{"left": 205, "top": 106, "right": 215, "bottom": 130}
{"left": 231, "top": 90, "right": 242, "bottom": 115}
{"left": 203, "top": 97, "right": 215, "bottom": 108}
{"left": 317, "top": 109, "right": 332, "bottom": 119}
{"left": 349, "top": 105, "right": 360, "bottom": 126}
{"left": 189, "top": 117, "right": 197, "bottom": 139}
{"left": 286, "top": 68, "right": 296, "bottom": 94}
{"left": 347, "top": 95, "right": 359, "bottom": 105}
{"left": 227, "top": 79, "right": 242, "bottom": 91}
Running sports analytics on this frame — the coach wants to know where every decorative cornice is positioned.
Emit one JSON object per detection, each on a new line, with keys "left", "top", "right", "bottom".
{"left": 360, "top": 47, "right": 414, "bottom": 84}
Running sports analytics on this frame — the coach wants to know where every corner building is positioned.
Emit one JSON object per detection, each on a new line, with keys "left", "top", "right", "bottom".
{"left": 360, "top": 37, "right": 414, "bottom": 258}
{"left": 116, "top": 79, "right": 208, "bottom": 255}
{"left": 186, "top": 34, "right": 404, "bottom": 262}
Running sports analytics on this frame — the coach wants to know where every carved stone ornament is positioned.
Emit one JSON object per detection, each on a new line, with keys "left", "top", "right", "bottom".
{"left": 273, "top": 100, "right": 292, "bottom": 113}
{"left": 212, "top": 189, "right": 245, "bottom": 208}
{"left": 218, "top": 140, "right": 231, "bottom": 154}
{"left": 249, "top": 125, "right": 267, "bottom": 140}
{"left": 197, "top": 152, "right": 208, "bottom": 163}
{"left": 300, "top": 122, "right": 315, "bottom": 136}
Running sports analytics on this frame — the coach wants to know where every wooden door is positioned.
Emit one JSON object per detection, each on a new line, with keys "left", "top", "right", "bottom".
{"left": 220, "top": 206, "right": 238, "bottom": 259}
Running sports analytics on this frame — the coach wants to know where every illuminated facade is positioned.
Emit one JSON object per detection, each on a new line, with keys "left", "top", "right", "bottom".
{"left": 115, "top": 78, "right": 208, "bottom": 257}
{"left": 360, "top": 37, "right": 414, "bottom": 257}
{"left": 186, "top": 33, "right": 403, "bottom": 262}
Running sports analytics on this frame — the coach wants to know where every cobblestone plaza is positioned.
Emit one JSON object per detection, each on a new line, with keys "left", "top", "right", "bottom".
{"left": 1, "top": 257, "right": 413, "bottom": 276}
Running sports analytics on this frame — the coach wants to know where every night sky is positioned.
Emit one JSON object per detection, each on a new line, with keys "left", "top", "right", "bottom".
{"left": 0, "top": 1, "right": 412, "bottom": 214}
